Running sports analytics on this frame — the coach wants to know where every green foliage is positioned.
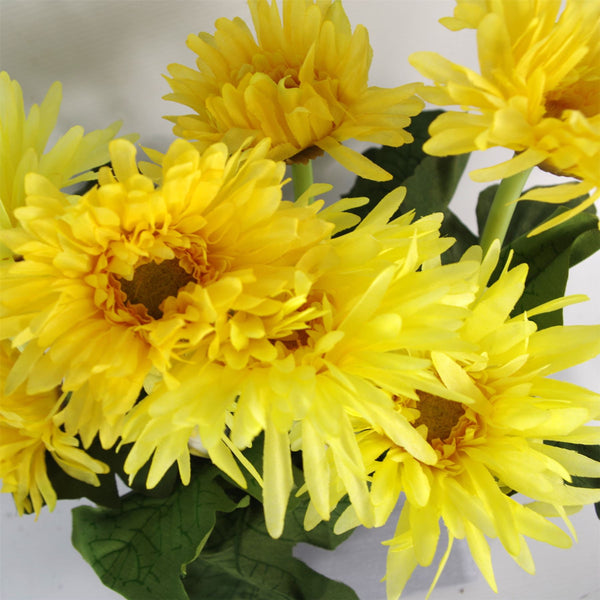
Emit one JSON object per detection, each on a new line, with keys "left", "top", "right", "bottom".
{"left": 183, "top": 437, "right": 358, "bottom": 600}
{"left": 478, "top": 187, "right": 600, "bottom": 328}
{"left": 183, "top": 495, "right": 357, "bottom": 600}
{"left": 344, "top": 110, "right": 475, "bottom": 263}
{"left": 72, "top": 451, "right": 357, "bottom": 600}
{"left": 72, "top": 463, "right": 243, "bottom": 600}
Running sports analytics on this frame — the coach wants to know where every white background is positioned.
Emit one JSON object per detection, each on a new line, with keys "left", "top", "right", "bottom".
{"left": 1, "top": 1, "right": 599, "bottom": 599}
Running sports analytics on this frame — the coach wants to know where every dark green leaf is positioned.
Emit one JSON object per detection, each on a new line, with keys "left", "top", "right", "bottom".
{"left": 72, "top": 463, "right": 242, "bottom": 600}
{"left": 570, "top": 228, "right": 600, "bottom": 267}
{"left": 183, "top": 434, "right": 357, "bottom": 600}
{"left": 345, "top": 110, "right": 466, "bottom": 210}
{"left": 183, "top": 496, "right": 357, "bottom": 600}
{"left": 343, "top": 110, "right": 474, "bottom": 262}
{"left": 487, "top": 206, "right": 600, "bottom": 329}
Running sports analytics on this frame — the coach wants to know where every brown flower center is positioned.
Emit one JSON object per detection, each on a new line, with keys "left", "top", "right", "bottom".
{"left": 545, "top": 80, "right": 600, "bottom": 119}
{"left": 413, "top": 392, "right": 465, "bottom": 443}
{"left": 118, "top": 258, "right": 195, "bottom": 319}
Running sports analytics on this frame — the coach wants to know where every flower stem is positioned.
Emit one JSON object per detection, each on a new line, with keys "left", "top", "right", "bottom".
{"left": 291, "top": 162, "right": 314, "bottom": 202}
{"left": 480, "top": 167, "right": 533, "bottom": 254}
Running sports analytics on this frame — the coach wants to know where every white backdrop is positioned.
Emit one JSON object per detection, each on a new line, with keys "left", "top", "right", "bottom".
{"left": 1, "top": 2, "right": 599, "bottom": 599}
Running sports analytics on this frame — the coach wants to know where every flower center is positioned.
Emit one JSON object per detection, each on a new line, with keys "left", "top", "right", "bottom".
{"left": 413, "top": 392, "right": 465, "bottom": 443}
{"left": 280, "top": 328, "right": 311, "bottom": 352}
{"left": 545, "top": 80, "right": 600, "bottom": 119}
{"left": 118, "top": 258, "right": 196, "bottom": 319}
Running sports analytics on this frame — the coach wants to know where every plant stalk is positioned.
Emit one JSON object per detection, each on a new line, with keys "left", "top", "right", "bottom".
{"left": 480, "top": 167, "right": 533, "bottom": 254}
{"left": 291, "top": 162, "right": 314, "bottom": 202}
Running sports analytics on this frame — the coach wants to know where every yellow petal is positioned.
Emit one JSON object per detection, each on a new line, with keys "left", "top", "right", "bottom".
{"left": 316, "top": 136, "right": 392, "bottom": 181}
{"left": 263, "top": 419, "right": 293, "bottom": 539}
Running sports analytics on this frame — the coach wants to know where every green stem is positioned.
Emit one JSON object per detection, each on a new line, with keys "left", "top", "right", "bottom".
{"left": 291, "top": 162, "right": 314, "bottom": 202}
{"left": 480, "top": 167, "right": 533, "bottom": 254}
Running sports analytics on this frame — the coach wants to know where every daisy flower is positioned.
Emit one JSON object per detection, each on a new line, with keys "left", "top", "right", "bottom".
{"left": 165, "top": 0, "right": 424, "bottom": 181}
{"left": 0, "top": 138, "right": 333, "bottom": 448}
{"left": 0, "top": 341, "right": 108, "bottom": 516}
{"left": 410, "top": 0, "right": 600, "bottom": 234}
{"left": 346, "top": 243, "right": 600, "bottom": 599}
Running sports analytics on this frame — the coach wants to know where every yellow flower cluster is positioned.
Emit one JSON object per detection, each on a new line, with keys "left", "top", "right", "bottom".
{"left": 120, "top": 185, "right": 481, "bottom": 536}
{"left": 410, "top": 0, "right": 600, "bottom": 234}
{"left": 3, "top": 130, "right": 598, "bottom": 592}
{"left": 1, "top": 2, "right": 599, "bottom": 599}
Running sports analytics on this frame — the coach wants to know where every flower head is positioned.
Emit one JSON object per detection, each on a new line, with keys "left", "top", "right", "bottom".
{"left": 0, "top": 71, "right": 131, "bottom": 258}
{"left": 0, "top": 341, "right": 108, "bottom": 516}
{"left": 410, "top": 0, "right": 600, "bottom": 234}
{"left": 119, "top": 187, "right": 483, "bottom": 538}
{"left": 0, "top": 138, "right": 332, "bottom": 448}
{"left": 348, "top": 244, "right": 600, "bottom": 599}
{"left": 165, "top": 0, "right": 424, "bottom": 181}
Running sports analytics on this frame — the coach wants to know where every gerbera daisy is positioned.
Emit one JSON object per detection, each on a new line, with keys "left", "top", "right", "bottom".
{"left": 409, "top": 0, "right": 600, "bottom": 234}
{"left": 165, "top": 0, "right": 424, "bottom": 181}
{"left": 120, "top": 187, "right": 483, "bottom": 538}
{"left": 0, "top": 341, "right": 108, "bottom": 516}
{"left": 0, "top": 71, "right": 131, "bottom": 258}
{"left": 343, "top": 243, "right": 600, "bottom": 599}
{"left": 0, "top": 137, "right": 333, "bottom": 448}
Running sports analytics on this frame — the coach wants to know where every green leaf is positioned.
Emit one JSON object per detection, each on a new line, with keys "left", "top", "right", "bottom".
{"left": 72, "top": 462, "right": 242, "bottom": 600}
{"left": 343, "top": 110, "right": 474, "bottom": 262}
{"left": 183, "top": 434, "right": 357, "bottom": 600}
{"left": 183, "top": 496, "right": 358, "bottom": 600}
{"left": 484, "top": 203, "right": 600, "bottom": 329}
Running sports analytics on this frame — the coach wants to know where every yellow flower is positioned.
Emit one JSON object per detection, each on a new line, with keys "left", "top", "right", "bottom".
{"left": 346, "top": 243, "right": 600, "bottom": 599}
{"left": 0, "top": 341, "right": 108, "bottom": 516}
{"left": 0, "top": 71, "right": 131, "bottom": 258}
{"left": 165, "top": 0, "right": 423, "bottom": 181}
{"left": 0, "top": 138, "right": 333, "bottom": 448}
{"left": 410, "top": 0, "right": 600, "bottom": 234}
{"left": 120, "top": 187, "right": 483, "bottom": 538}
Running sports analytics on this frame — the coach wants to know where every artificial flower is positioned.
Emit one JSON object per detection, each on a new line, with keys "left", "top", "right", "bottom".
{"left": 410, "top": 0, "right": 600, "bottom": 234}
{"left": 0, "top": 341, "right": 108, "bottom": 516}
{"left": 0, "top": 71, "right": 130, "bottom": 258}
{"left": 165, "top": 0, "right": 424, "bottom": 181}
{"left": 0, "top": 137, "right": 333, "bottom": 448}
{"left": 119, "top": 186, "right": 485, "bottom": 538}
{"left": 340, "top": 243, "right": 600, "bottom": 599}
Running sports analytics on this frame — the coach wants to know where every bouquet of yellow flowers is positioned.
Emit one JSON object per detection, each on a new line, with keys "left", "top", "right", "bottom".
{"left": 1, "top": 1, "right": 599, "bottom": 599}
